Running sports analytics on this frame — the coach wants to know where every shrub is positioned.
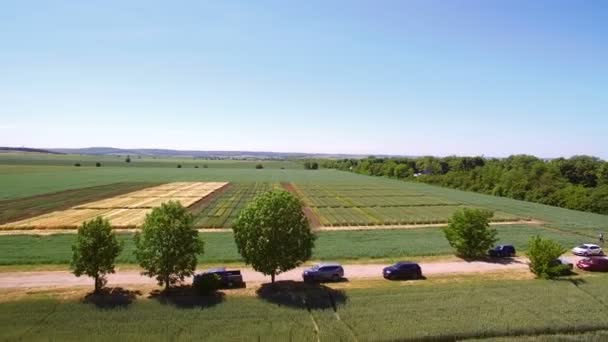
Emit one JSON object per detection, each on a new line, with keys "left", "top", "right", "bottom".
{"left": 95, "top": 162, "right": 101, "bottom": 167}
{"left": 125, "top": 156, "right": 131, "bottom": 163}
{"left": 255, "top": 164, "right": 264, "bottom": 169}
{"left": 177, "top": 164, "right": 182, "bottom": 168}
{"left": 203, "top": 164, "right": 209, "bottom": 168}
{"left": 74, "top": 163, "right": 81, "bottom": 167}
{"left": 194, "top": 165, "right": 199, "bottom": 168}
{"left": 443, "top": 208, "right": 497, "bottom": 259}
{"left": 192, "top": 273, "right": 221, "bottom": 294}
{"left": 527, "top": 235, "right": 568, "bottom": 279}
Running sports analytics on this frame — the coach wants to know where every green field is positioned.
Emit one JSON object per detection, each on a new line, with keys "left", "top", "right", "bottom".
{"left": 3, "top": 275, "right": 608, "bottom": 341}
{"left": 1, "top": 153, "right": 607, "bottom": 260}
{"left": 0, "top": 225, "right": 587, "bottom": 266}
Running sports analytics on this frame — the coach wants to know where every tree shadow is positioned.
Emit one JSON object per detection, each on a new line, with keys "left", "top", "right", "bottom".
{"left": 256, "top": 280, "right": 348, "bottom": 311}
{"left": 148, "top": 285, "right": 225, "bottom": 309}
{"left": 83, "top": 287, "right": 141, "bottom": 309}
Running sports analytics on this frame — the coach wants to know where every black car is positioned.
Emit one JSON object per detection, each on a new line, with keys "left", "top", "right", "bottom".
{"left": 382, "top": 262, "right": 422, "bottom": 280}
{"left": 195, "top": 267, "right": 244, "bottom": 288}
{"left": 488, "top": 244, "right": 516, "bottom": 257}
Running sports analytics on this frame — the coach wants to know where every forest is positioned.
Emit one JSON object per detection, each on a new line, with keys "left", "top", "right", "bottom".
{"left": 321, "top": 155, "right": 608, "bottom": 215}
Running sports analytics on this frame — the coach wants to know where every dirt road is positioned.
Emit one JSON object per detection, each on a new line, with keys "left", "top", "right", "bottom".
{"left": 0, "top": 256, "right": 581, "bottom": 289}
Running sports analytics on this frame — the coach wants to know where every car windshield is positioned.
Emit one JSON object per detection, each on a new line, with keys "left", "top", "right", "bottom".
{"left": 310, "top": 265, "right": 321, "bottom": 270}
{"left": 578, "top": 245, "right": 588, "bottom": 249}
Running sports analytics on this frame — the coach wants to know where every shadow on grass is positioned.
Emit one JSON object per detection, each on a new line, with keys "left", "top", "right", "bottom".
{"left": 83, "top": 287, "right": 141, "bottom": 309}
{"left": 148, "top": 285, "right": 225, "bottom": 309}
{"left": 256, "top": 280, "right": 348, "bottom": 311}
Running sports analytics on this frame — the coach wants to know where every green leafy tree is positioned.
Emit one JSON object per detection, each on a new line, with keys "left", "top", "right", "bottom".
{"left": 443, "top": 208, "right": 497, "bottom": 258}
{"left": 134, "top": 201, "right": 204, "bottom": 291}
{"left": 526, "top": 235, "right": 568, "bottom": 279}
{"left": 232, "top": 190, "right": 316, "bottom": 283}
{"left": 71, "top": 217, "right": 122, "bottom": 293}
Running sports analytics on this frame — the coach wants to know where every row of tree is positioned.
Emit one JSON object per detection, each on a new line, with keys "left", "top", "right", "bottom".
{"left": 321, "top": 155, "right": 608, "bottom": 215}
{"left": 444, "top": 208, "right": 570, "bottom": 279}
{"left": 71, "top": 191, "right": 315, "bottom": 293}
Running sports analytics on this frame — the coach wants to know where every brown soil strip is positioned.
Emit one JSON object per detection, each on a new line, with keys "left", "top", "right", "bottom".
{"left": 281, "top": 182, "right": 321, "bottom": 228}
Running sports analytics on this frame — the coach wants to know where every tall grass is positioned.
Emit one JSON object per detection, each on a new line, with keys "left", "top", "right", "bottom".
{"left": 3, "top": 276, "right": 608, "bottom": 340}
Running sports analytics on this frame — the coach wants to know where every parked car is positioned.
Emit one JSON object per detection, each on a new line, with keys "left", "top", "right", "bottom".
{"left": 488, "top": 244, "right": 516, "bottom": 257}
{"left": 195, "top": 267, "right": 244, "bottom": 288}
{"left": 571, "top": 244, "right": 603, "bottom": 256}
{"left": 302, "top": 262, "right": 344, "bottom": 282}
{"left": 382, "top": 262, "right": 422, "bottom": 280}
{"left": 577, "top": 257, "right": 608, "bottom": 272}
{"left": 550, "top": 258, "right": 574, "bottom": 275}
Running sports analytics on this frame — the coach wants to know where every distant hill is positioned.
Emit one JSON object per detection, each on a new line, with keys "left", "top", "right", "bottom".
{"left": 0, "top": 147, "right": 65, "bottom": 155}
{"left": 47, "top": 147, "right": 403, "bottom": 159}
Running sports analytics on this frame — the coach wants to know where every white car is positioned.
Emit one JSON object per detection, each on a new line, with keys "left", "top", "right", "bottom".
{"left": 572, "top": 244, "right": 603, "bottom": 256}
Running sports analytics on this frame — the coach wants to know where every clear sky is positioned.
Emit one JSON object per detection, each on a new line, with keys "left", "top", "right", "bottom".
{"left": 1, "top": 0, "right": 606, "bottom": 158}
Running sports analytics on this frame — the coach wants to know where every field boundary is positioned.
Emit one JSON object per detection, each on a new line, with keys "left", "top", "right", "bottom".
{"left": 0, "top": 219, "right": 544, "bottom": 235}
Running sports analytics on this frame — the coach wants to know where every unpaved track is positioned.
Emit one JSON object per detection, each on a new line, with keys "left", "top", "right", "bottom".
{"left": 0, "top": 256, "right": 581, "bottom": 289}
{"left": 0, "top": 220, "right": 544, "bottom": 235}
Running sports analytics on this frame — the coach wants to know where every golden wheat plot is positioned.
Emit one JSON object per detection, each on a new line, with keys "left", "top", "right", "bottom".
{"left": 1, "top": 182, "right": 229, "bottom": 229}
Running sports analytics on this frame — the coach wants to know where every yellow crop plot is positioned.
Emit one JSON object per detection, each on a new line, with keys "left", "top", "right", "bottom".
{"left": 1, "top": 182, "right": 228, "bottom": 229}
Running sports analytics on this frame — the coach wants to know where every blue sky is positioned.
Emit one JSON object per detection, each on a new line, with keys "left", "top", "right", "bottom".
{"left": 1, "top": 0, "right": 606, "bottom": 158}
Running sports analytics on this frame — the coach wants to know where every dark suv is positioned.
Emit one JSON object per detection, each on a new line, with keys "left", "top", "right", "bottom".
{"left": 488, "top": 244, "right": 516, "bottom": 257}
{"left": 382, "top": 262, "right": 422, "bottom": 280}
{"left": 302, "top": 263, "right": 344, "bottom": 282}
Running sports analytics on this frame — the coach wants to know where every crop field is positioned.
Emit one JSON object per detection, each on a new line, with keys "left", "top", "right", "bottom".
{"left": 192, "top": 183, "right": 275, "bottom": 228}
{"left": 3, "top": 275, "right": 608, "bottom": 341}
{"left": 290, "top": 184, "right": 523, "bottom": 226}
{"left": 1, "top": 182, "right": 227, "bottom": 229}
{"left": 0, "top": 182, "right": 158, "bottom": 225}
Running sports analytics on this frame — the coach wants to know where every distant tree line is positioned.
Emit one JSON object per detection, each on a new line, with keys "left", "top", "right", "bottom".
{"left": 303, "top": 161, "right": 319, "bottom": 170}
{"left": 321, "top": 155, "right": 608, "bottom": 215}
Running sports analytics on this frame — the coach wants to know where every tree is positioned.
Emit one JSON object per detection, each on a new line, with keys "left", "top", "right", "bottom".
{"left": 232, "top": 190, "right": 316, "bottom": 283}
{"left": 443, "top": 208, "right": 497, "bottom": 258}
{"left": 95, "top": 162, "right": 101, "bottom": 167}
{"left": 255, "top": 163, "right": 264, "bottom": 169}
{"left": 71, "top": 217, "right": 122, "bottom": 293}
{"left": 134, "top": 201, "right": 204, "bottom": 291}
{"left": 125, "top": 155, "right": 131, "bottom": 163}
{"left": 311, "top": 162, "right": 319, "bottom": 170}
{"left": 526, "top": 235, "right": 568, "bottom": 279}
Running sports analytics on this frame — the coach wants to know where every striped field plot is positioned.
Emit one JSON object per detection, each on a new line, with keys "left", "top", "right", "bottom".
{"left": 1, "top": 182, "right": 228, "bottom": 229}
{"left": 291, "top": 184, "right": 525, "bottom": 227}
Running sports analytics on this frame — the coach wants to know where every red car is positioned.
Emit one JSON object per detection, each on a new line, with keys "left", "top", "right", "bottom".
{"left": 576, "top": 257, "right": 608, "bottom": 272}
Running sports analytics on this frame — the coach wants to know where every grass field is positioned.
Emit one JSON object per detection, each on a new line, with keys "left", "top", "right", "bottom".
{"left": 3, "top": 275, "right": 608, "bottom": 341}
{"left": 0, "top": 225, "right": 587, "bottom": 266}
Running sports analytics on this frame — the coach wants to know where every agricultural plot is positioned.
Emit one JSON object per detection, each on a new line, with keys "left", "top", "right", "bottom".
{"left": 1, "top": 182, "right": 228, "bottom": 229}
{"left": 193, "top": 183, "right": 275, "bottom": 228}
{"left": 291, "top": 184, "right": 523, "bottom": 227}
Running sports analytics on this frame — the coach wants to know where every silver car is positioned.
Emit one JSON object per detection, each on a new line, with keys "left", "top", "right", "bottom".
{"left": 302, "top": 262, "right": 344, "bottom": 282}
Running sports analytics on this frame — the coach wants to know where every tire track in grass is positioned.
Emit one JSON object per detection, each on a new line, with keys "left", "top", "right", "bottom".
{"left": 302, "top": 295, "right": 321, "bottom": 342}
{"left": 17, "top": 301, "right": 59, "bottom": 339}
{"left": 327, "top": 289, "right": 358, "bottom": 342}
{"left": 568, "top": 278, "right": 608, "bottom": 311}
